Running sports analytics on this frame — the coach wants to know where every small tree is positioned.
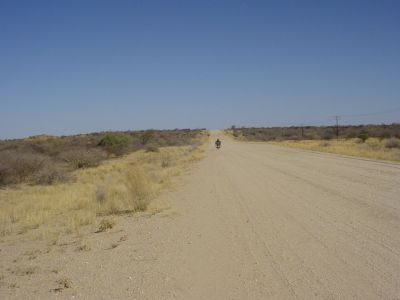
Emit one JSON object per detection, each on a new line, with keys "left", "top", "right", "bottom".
{"left": 358, "top": 130, "right": 369, "bottom": 143}
{"left": 98, "top": 133, "right": 129, "bottom": 155}
{"left": 140, "top": 129, "right": 155, "bottom": 145}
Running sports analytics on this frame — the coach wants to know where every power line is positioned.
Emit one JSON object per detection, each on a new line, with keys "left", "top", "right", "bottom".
{"left": 297, "top": 107, "right": 400, "bottom": 127}
{"left": 335, "top": 116, "right": 339, "bottom": 140}
{"left": 339, "top": 107, "right": 400, "bottom": 119}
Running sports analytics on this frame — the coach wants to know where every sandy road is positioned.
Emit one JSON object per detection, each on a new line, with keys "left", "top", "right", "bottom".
{"left": 3, "top": 132, "right": 400, "bottom": 299}
{"left": 90, "top": 132, "right": 400, "bottom": 299}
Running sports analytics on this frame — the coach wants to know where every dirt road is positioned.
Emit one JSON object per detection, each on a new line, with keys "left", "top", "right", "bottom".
{"left": 3, "top": 132, "right": 400, "bottom": 299}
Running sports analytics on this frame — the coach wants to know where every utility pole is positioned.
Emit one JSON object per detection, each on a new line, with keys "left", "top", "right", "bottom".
{"left": 335, "top": 116, "right": 339, "bottom": 140}
{"left": 300, "top": 124, "right": 304, "bottom": 138}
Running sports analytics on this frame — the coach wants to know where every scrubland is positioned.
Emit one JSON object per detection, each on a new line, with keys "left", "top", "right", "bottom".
{"left": 0, "top": 130, "right": 207, "bottom": 240}
{"left": 227, "top": 124, "right": 400, "bottom": 141}
{"left": 0, "top": 129, "right": 204, "bottom": 186}
{"left": 227, "top": 124, "right": 400, "bottom": 161}
{"left": 268, "top": 138, "right": 400, "bottom": 161}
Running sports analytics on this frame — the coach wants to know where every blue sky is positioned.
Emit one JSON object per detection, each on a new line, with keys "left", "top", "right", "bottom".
{"left": 1, "top": 0, "right": 399, "bottom": 139}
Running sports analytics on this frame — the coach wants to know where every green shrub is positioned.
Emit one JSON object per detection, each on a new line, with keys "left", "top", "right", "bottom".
{"left": 98, "top": 133, "right": 129, "bottom": 155}
{"left": 358, "top": 131, "right": 369, "bottom": 142}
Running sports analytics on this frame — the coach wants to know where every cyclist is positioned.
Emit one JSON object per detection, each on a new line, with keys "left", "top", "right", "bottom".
{"left": 215, "top": 138, "right": 221, "bottom": 149}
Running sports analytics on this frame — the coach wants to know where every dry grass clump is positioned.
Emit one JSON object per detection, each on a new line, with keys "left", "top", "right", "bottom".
{"left": 97, "top": 218, "right": 116, "bottom": 232}
{"left": 0, "top": 132, "right": 208, "bottom": 238}
{"left": 320, "top": 141, "right": 330, "bottom": 147}
{"left": 58, "top": 148, "right": 106, "bottom": 169}
{"left": 109, "top": 242, "right": 119, "bottom": 249}
{"left": 354, "top": 138, "right": 364, "bottom": 144}
{"left": 270, "top": 138, "right": 400, "bottom": 162}
{"left": 56, "top": 277, "right": 72, "bottom": 289}
{"left": 94, "top": 166, "right": 153, "bottom": 215}
{"left": 145, "top": 144, "right": 160, "bottom": 153}
{"left": 77, "top": 242, "right": 91, "bottom": 251}
{"left": 385, "top": 137, "right": 400, "bottom": 149}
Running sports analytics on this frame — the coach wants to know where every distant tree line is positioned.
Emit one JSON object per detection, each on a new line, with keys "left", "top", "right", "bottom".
{"left": 228, "top": 123, "right": 400, "bottom": 141}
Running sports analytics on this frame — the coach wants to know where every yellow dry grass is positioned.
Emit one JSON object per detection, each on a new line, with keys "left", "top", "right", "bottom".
{"left": 269, "top": 138, "right": 400, "bottom": 162}
{"left": 0, "top": 136, "right": 207, "bottom": 240}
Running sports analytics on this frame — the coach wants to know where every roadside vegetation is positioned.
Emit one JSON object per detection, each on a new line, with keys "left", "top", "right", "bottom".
{"left": 0, "top": 129, "right": 207, "bottom": 239}
{"left": 226, "top": 124, "right": 400, "bottom": 162}
{"left": 0, "top": 129, "right": 204, "bottom": 187}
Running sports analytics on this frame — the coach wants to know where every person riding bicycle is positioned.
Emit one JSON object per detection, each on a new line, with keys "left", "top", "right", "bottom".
{"left": 215, "top": 138, "right": 221, "bottom": 148}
